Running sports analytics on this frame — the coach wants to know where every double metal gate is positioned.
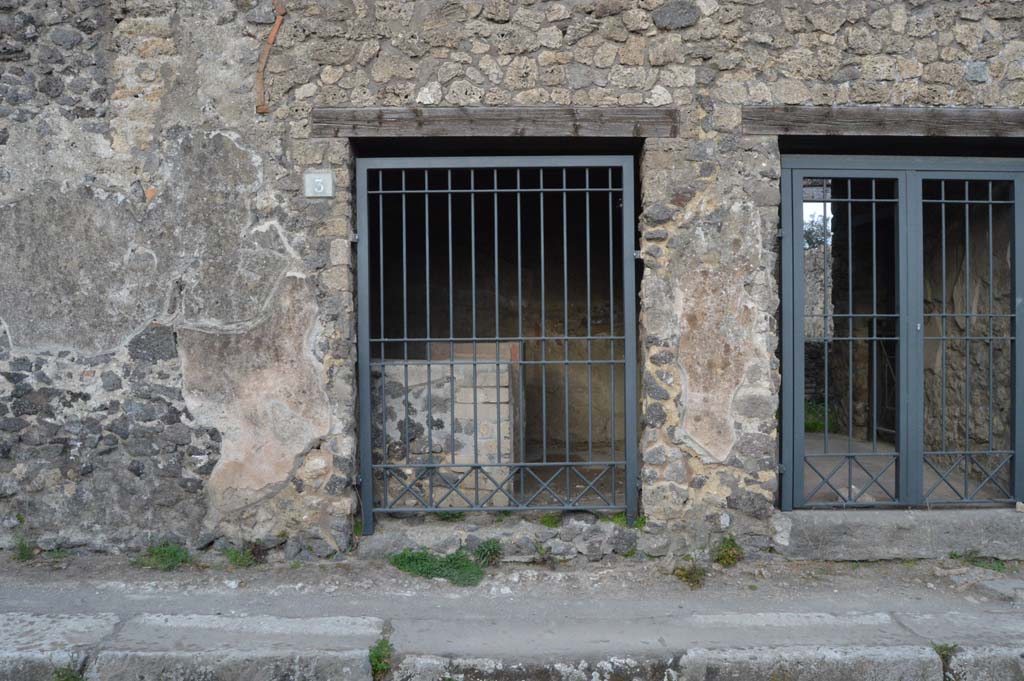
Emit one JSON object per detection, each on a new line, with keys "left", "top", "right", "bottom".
{"left": 781, "top": 155, "right": 1024, "bottom": 509}
{"left": 356, "top": 156, "right": 638, "bottom": 533}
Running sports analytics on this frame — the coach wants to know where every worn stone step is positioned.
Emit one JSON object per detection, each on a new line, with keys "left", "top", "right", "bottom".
{"left": 0, "top": 613, "right": 383, "bottom": 681}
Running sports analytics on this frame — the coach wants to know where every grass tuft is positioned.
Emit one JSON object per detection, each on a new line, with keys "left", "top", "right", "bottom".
{"left": 538, "top": 513, "right": 561, "bottom": 529}
{"left": 135, "top": 542, "right": 191, "bottom": 571}
{"left": 389, "top": 549, "right": 484, "bottom": 586}
{"left": 949, "top": 550, "right": 1007, "bottom": 573}
{"left": 711, "top": 535, "right": 744, "bottom": 568}
{"left": 933, "top": 642, "right": 961, "bottom": 680}
{"left": 14, "top": 536, "right": 35, "bottom": 562}
{"left": 369, "top": 638, "right": 394, "bottom": 681}
{"left": 674, "top": 561, "right": 707, "bottom": 589}
{"left": 604, "top": 512, "right": 647, "bottom": 529}
{"left": 51, "top": 664, "right": 84, "bottom": 681}
{"left": 222, "top": 546, "right": 257, "bottom": 568}
{"left": 435, "top": 511, "right": 465, "bottom": 521}
{"left": 44, "top": 548, "right": 69, "bottom": 562}
{"left": 473, "top": 538, "right": 503, "bottom": 567}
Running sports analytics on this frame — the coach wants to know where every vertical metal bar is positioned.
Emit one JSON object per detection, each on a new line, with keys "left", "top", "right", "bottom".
{"left": 1013, "top": 174, "right": 1024, "bottom": 501}
{"left": 622, "top": 160, "right": 639, "bottom": 524}
{"left": 379, "top": 170, "right": 389, "bottom": 513}
{"left": 823, "top": 184, "right": 831, "bottom": 459}
{"left": 471, "top": 169, "right": 480, "bottom": 506}
{"left": 904, "top": 171, "right": 922, "bottom": 503}
{"left": 608, "top": 167, "right": 617, "bottom": 502}
{"left": 517, "top": 169, "right": 526, "bottom": 501}
{"left": 847, "top": 181, "right": 853, "bottom": 467}
{"left": 448, "top": 170, "right": 456, "bottom": 469}
{"left": 871, "top": 180, "right": 878, "bottom": 454}
{"left": 988, "top": 182, "right": 995, "bottom": 457}
{"left": 424, "top": 169, "right": 433, "bottom": 507}
{"left": 941, "top": 180, "right": 947, "bottom": 459}
{"left": 964, "top": 180, "right": 972, "bottom": 499}
{"left": 562, "top": 168, "right": 571, "bottom": 503}
{"left": 357, "top": 160, "right": 375, "bottom": 534}
{"left": 780, "top": 169, "right": 795, "bottom": 511}
{"left": 402, "top": 171, "right": 411, "bottom": 471}
{"left": 494, "top": 169, "right": 502, "bottom": 470}
{"left": 585, "top": 169, "right": 594, "bottom": 466}
{"left": 608, "top": 167, "right": 616, "bottom": 463}
{"left": 793, "top": 172, "right": 809, "bottom": 505}
{"left": 540, "top": 169, "right": 548, "bottom": 467}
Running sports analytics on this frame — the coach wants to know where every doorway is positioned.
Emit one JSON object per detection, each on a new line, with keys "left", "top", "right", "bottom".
{"left": 781, "top": 156, "right": 1024, "bottom": 508}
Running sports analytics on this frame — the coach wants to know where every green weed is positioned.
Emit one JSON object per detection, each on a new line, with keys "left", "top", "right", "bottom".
{"left": 135, "top": 542, "right": 191, "bottom": 571}
{"left": 51, "top": 664, "right": 84, "bottom": 681}
{"left": 389, "top": 549, "right": 484, "bottom": 586}
{"left": 949, "top": 550, "right": 1007, "bottom": 573}
{"left": 538, "top": 513, "right": 561, "bottom": 528}
{"left": 13, "top": 536, "right": 35, "bottom": 562}
{"left": 435, "top": 511, "right": 465, "bottom": 521}
{"left": 711, "top": 535, "right": 744, "bottom": 568}
{"left": 222, "top": 546, "right": 257, "bottom": 568}
{"left": 604, "top": 512, "right": 647, "bottom": 529}
{"left": 369, "top": 638, "right": 394, "bottom": 681}
{"left": 473, "top": 538, "right": 503, "bottom": 567}
{"left": 674, "top": 561, "right": 707, "bottom": 589}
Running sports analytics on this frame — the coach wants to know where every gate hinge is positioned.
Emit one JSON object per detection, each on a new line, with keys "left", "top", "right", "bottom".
{"left": 633, "top": 249, "right": 642, "bottom": 260}
{"left": 351, "top": 232, "right": 359, "bottom": 242}
{"left": 776, "top": 229, "right": 784, "bottom": 239}
{"left": 778, "top": 464, "right": 786, "bottom": 475}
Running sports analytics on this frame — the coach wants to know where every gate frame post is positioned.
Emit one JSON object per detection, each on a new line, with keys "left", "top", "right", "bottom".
{"left": 356, "top": 158, "right": 375, "bottom": 535}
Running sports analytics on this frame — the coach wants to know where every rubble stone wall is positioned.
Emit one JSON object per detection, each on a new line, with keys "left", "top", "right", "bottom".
{"left": 3, "top": 0, "right": 1023, "bottom": 557}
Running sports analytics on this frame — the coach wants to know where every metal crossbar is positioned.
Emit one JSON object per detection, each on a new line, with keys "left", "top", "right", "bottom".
{"left": 356, "top": 156, "right": 638, "bottom": 533}
{"left": 781, "top": 158, "right": 1024, "bottom": 509}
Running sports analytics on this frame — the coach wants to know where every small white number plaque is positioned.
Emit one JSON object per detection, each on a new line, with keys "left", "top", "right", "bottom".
{"left": 304, "top": 170, "right": 335, "bottom": 198}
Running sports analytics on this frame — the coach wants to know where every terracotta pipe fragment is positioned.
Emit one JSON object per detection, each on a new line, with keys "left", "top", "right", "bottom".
{"left": 255, "top": 0, "right": 287, "bottom": 114}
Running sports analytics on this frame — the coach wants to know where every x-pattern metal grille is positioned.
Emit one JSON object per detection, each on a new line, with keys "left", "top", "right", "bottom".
{"left": 356, "top": 156, "right": 638, "bottom": 533}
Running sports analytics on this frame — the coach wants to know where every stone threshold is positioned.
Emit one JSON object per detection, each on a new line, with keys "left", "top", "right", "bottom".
{"left": 774, "top": 508, "right": 1024, "bottom": 561}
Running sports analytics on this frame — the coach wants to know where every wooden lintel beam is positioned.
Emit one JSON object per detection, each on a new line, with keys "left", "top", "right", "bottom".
{"left": 742, "top": 105, "right": 1024, "bottom": 137}
{"left": 309, "top": 107, "right": 679, "bottom": 138}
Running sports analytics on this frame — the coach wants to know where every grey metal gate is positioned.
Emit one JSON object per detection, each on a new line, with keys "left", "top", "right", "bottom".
{"left": 356, "top": 156, "right": 638, "bottom": 534}
{"left": 781, "top": 155, "right": 1024, "bottom": 509}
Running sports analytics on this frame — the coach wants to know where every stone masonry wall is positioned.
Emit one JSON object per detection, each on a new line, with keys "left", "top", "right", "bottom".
{"left": 3, "top": 0, "right": 1024, "bottom": 557}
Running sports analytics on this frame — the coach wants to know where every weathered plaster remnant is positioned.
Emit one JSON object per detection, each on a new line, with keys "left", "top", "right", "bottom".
{"left": 180, "top": 275, "right": 332, "bottom": 537}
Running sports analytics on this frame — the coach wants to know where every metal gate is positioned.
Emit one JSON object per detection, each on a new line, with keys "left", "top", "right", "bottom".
{"left": 781, "top": 155, "right": 1024, "bottom": 509}
{"left": 356, "top": 156, "right": 638, "bottom": 533}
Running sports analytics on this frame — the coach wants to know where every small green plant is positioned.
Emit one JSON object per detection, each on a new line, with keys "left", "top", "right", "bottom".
{"left": 15, "top": 513, "right": 25, "bottom": 525}
{"left": 222, "top": 546, "right": 257, "bottom": 568}
{"left": 949, "top": 550, "right": 1007, "bottom": 573}
{"left": 353, "top": 518, "right": 363, "bottom": 537}
{"left": 623, "top": 546, "right": 637, "bottom": 558}
{"left": 14, "top": 536, "right": 35, "bottom": 562}
{"left": 933, "top": 642, "right": 961, "bottom": 681}
{"left": 495, "top": 510, "right": 513, "bottom": 522}
{"left": 44, "top": 548, "right": 69, "bottom": 562}
{"left": 369, "top": 638, "right": 394, "bottom": 681}
{"left": 289, "top": 560, "right": 302, "bottom": 569}
{"left": 674, "top": 561, "right": 707, "bottom": 589}
{"left": 711, "top": 535, "right": 744, "bottom": 568}
{"left": 435, "top": 511, "right": 465, "bottom": 521}
{"left": 389, "top": 549, "right": 485, "bottom": 586}
{"left": 51, "top": 662, "right": 84, "bottom": 681}
{"left": 604, "top": 512, "right": 647, "bottom": 529}
{"left": 135, "top": 542, "right": 191, "bottom": 571}
{"left": 804, "top": 400, "right": 841, "bottom": 434}
{"left": 538, "top": 513, "right": 561, "bottom": 528}
{"left": 473, "top": 538, "right": 503, "bottom": 567}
